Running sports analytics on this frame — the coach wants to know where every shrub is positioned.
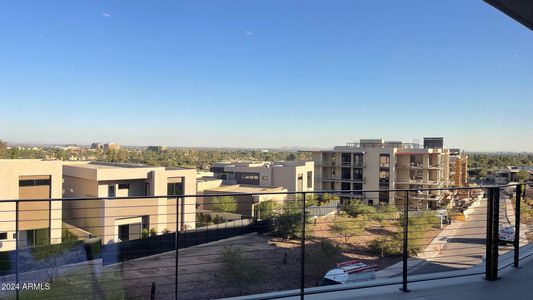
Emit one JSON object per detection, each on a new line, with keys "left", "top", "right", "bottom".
{"left": 272, "top": 202, "right": 309, "bottom": 239}
{"left": 330, "top": 215, "right": 367, "bottom": 243}
{"left": 218, "top": 246, "right": 263, "bottom": 295}
{"left": 255, "top": 200, "right": 282, "bottom": 220}
{"left": 342, "top": 200, "right": 377, "bottom": 218}
{"left": 150, "top": 228, "right": 157, "bottom": 237}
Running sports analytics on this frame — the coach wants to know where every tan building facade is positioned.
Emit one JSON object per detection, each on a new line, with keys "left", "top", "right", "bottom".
{"left": 449, "top": 149, "right": 468, "bottom": 187}
{"left": 200, "top": 185, "right": 288, "bottom": 217}
{"left": 62, "top": 162, "right": 196, "bottom": 244}
{"left": 210, "top": 161, "right": 314, "bottom": 193}
{"left": 0, "top": 160, "right": 63, "bottom": 251}
{"left": 312, "top": 138, "right": 452, "bottom": 209}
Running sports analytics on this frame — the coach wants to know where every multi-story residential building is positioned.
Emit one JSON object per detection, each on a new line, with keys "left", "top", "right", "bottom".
{"left": 62, "top": 162, "right": 196, "bottom": 244}
{"left": 147, "top": 146, "right": 168, "bottom": 152}
{"left": 449, "top": 149, "right": 468, "bottom": 187}
{"left": 312, "top": 138, "right": 451, "bottom": 209}
{"left": 210, "top": 161, "right": 314, "bottom": 192}
{"left": 487, "top": 167, "right": 533, "bottom": 185}
{"left": 91, "top": 142, "right": 103, "bottom": 150}
{"left": 0, "top": 160, "right": 63, "bottom": 251}
{"left": 103, "top": 143, "right": 120, "bottom": 151}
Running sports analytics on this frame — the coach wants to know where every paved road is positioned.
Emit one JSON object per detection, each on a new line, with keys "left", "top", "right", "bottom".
{"left": 411, "top": 192, "right": 521, "bottom": 275}
{"left": 410, "top": 198, "right": 489, "bottom": 275}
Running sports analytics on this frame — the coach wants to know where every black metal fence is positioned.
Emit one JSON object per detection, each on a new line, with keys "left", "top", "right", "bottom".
{"left": 0, "top": 184, "right": 531, "bottom": 300}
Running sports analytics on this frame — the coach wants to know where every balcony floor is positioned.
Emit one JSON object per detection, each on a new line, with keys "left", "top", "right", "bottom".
{"left": 304, "top": 252, "right": 533, "bottom": 300}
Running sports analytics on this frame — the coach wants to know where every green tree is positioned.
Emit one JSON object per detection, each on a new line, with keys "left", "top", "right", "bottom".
{"left": 211, "top": 196, "right": 237, "bottom": 213}
{"left": 330, "top": 215, "right": 367, "bottom": 243}
{"left": 369, "top": 204, "right": 400, "bottom": 258}
{"left": 372, "top": 204, "right": 399, "bottom": 225}
{"left": 516, "top": 170, "right": 530, "bottom": 182}
{"left": 255, "top": 200, "right": 281, "bottom": 219}
{"left": 272, "top": 201, "right": 308, "bottom": 239}
{"left": 0, "top": 139, "right": 7, "bottom": 159}
{"left": 342, "top": 200, "right": 377, "bottom": 218}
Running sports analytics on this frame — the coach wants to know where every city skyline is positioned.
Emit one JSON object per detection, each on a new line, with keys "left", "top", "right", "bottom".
{"left": 1, "top": 1, "right": 532, "bottom": 151}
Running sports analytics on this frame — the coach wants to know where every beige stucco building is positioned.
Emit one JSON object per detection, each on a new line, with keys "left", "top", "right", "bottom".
{"left": 210, "top": 161, "right": 314, "bottom": 193}
{"left": 199, "top": 184, "right": 288, "bottom": 217}
{"left": 312, "top": 138, "right": 452, "bottom": 209}
{"left": 62, "top": 162, "right": 196, "bottom": 244}
{"left": 0, "top": 160, "right": 63, "bottom": 251}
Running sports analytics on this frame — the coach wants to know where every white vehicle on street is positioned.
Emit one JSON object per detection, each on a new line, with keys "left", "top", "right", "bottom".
{"left": 318, "top": 260, "right": 377, "bottom": 286}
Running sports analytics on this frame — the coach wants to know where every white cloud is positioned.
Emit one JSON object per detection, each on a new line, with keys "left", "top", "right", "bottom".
{"left": 244, "top": 30, "right": 253, "bottom": 36}
{"left": 101, "top": 12, "right": 112, "bottom": 18}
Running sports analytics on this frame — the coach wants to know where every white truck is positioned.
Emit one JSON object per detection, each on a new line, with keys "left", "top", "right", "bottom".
{"left": 318, "top": 260, "right": 377, "bottom": 286}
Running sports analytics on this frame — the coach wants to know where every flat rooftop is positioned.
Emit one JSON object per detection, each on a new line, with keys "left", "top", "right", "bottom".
{"left": 203, "top": 184, "right": 287, "bottom": 193}
{"left": 65, "top": 161, "right": 193, "bottom": 170}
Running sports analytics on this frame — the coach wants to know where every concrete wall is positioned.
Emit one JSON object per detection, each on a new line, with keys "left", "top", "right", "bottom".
{"left": 0, "top": 160, "right": 62, "bottom": 251}
{"left": 62, "top": 164, "right": 197, "bottom": 245}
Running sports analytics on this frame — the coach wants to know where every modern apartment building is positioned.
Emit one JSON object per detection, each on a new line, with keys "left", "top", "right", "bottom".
{"left": 62, "top": 162, "right": 196, "bottom": 244}
{"left": 147, "top": 146, "right": 168, "bottom": 152}
{"left": 103, "top": 143, "right": 120, "bottom": 151}
{"left": 0, "top": 160, "right": 63, "bottom": 251}
{"left": 210, "top": 161, "right": 314, "bottom": 192}
{"left": 312, "top": 138, "right": 451, "bottom": 209}
{"left": 449, "top": 149, "right": 468, "bottom": 187}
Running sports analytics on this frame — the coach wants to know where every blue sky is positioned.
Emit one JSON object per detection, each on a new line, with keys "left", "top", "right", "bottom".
{"left": 0, "top": 1, "right": 532, "bottom": 151}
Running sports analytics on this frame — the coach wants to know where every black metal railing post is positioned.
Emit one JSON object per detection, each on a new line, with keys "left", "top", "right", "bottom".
{"left": 48, "top": 199, "right": 52, "bottom": 247}
{"left": 514, "top": 184, "right": 525, "bottom": 268}
{"left": 400, "top": 191, "right": 410, "bottom": 292}
{"left": 485, "top": 187, "right": 500, "bottom": 281}
{"left": 175, "top": 196, "right": 179, "bottom": 300}
{"left": 300, "top": 192, "right": 306, "bottom": 300}
{"left": 15, "top": 200, "right": 19, "bottom": 300}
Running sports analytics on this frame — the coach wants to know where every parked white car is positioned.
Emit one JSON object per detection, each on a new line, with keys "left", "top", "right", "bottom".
{"left": 318, "top": 260, "right": 377, "bottom": 286}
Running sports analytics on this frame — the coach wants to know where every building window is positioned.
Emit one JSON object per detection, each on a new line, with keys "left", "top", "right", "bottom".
{"left": 297, "top": 173, "right": 303, "bottom": 191}
{"left": 379, "top": 154, "right": 390, "bottom": 168}
{"left": 118, "top": 217, "right": 148, "bottom": 242}
{"left": 307, "top": 171, "right": 312, "bottom": 188}
{"left": 341, "top": 153, "right": 351, "bottom": 164}
{"left": 168, "top": 182, "right": 184, "bottom": 196}
{"left": 341, "top": 182, "right": 351, "bottom": 191}
{"left": 19, "top": 178, "right": 51, "bottom": 187}
{"left": 21, "top": 228, "right": 49, "bottom": 248}
{"left": 144, "top": 183, "right": 150, "bottom": 196}
{"left": 353, "top": 183, "right": 363, "bottom": 195}
{"left": 379, "top": 170, "right": 390, "bottom": 184}
{"left": 236, "top": 172, "right": 260, "bottom": 185}
{"left": 262, "top": 176, "right": 269, "bottom": 180}
{"left": 0, "top": 232, "right": 7, "bottom": 240}
{"left": 341, "top": 168, "right": 351, "bottom": 180}
{"left": 353, "top": 169, "right": 363, "bottom": 180}
{"left": 118, "top": 183, "right": 130, "bottom": 190}
{"left": 108, "top": 185, "right": 116, "bottom": 198}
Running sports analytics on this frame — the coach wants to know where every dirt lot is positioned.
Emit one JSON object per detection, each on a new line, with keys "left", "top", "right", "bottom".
{"left": 16, "top": 214, "right": 442, "bottom": 300}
